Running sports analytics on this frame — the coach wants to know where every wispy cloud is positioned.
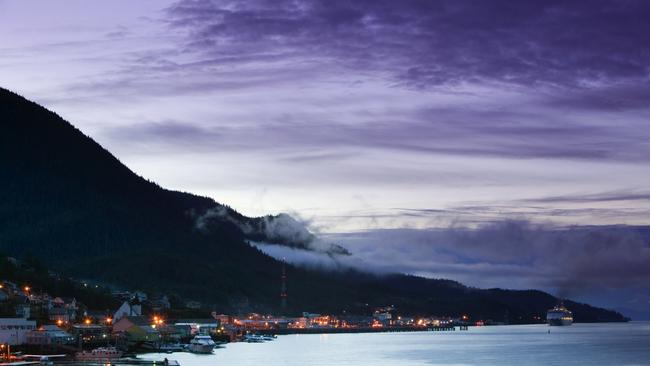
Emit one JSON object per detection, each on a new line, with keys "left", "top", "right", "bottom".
{"left": 526, "top": 191, "right": 650, "bottom": 204}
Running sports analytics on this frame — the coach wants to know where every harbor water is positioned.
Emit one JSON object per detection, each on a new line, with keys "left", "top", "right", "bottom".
{"left": 143, "top": 322, "right": 650, "bottom": 366}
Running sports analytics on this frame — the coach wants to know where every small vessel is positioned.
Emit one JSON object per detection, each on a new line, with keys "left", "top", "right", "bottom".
{"left": 157, "top": 343, "right": 186, "bottom": 353}
{"left": 242, "top": 333, "right": 265, "bottom": 343}
{"left": 547, "top": 302, "right": 574, "bottom": 326}
{"left": 76, "top": 347, "right": 123, "bottom": 361}
{"left": 188, "top": 335, "right": 216, "bottom": 354}
{"left": 261, "top": 334, "right": 276, "bottom": 341}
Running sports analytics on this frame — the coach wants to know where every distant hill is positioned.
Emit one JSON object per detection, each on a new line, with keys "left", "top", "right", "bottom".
{"left": 0, "top": 87, "right": 627, "bottom": 322}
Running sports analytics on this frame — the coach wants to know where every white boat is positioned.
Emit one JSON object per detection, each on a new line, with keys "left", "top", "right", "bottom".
{"left": 547, "top": 303, "right": 574, "bottom": 326}
{"left": 242, "top": 334, "right": 265, "bottom": 343}
{"left": 154, "top": 343, "right": 185, "bottom": 353}
{"left": 76, "top": 347, "right": 123, "bottom": 361}
{"left": 188, "top": 335, "right": 216, "bottom": 353}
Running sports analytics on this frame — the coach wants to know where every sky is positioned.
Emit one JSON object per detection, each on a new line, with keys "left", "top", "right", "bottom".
{"left": 1, "top": 0, "right": 650, "bottom": 316}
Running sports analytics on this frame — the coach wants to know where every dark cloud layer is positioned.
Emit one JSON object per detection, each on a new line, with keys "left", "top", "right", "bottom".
{"left": 167, "top": 0, "right": 650, "bottom": 88}
{"left": 81, "top": 0, "right": 650, "bottom": 164}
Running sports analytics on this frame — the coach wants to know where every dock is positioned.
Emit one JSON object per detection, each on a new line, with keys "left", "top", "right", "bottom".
{"left": 2, "top": 359, "right": 179, "bottom": 366}
{"left": 267, "top": 325, "right": 466, "bottom": 335}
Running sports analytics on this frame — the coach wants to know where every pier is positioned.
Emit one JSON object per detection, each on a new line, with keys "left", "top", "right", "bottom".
{"left": 1, "top": 360, "right": 181, "bottom": 366}
{"left": 267, "top": 325, "right": 465, "bottom": 335}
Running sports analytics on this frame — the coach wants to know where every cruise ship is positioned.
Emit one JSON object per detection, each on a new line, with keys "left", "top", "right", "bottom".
{"left": 547, "top": 303, "right": 574, "bottom": 326}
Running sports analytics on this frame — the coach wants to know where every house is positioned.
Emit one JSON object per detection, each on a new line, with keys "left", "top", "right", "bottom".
{"left": 48, "top": 307, "right": 70, "bottom": 324}
{"left": 26, "top": 325, "right": 75, "bottom": 346}
{"left": 0, "top": 318, "right": 37, "bottom": 345}
{"left": 113, "top": 316, "right": 161, "bottom": 343}
{"left": 113, "top": 299, "right": 142, "bottom": 322}
{"left": 51, "top": 297, "right": 78, "bottom": 321}
{"left": 15, "top": 303, "right": 31, "bottom": 319}
{"left": 212, "top": 313, "right": 231, "bottom": 325}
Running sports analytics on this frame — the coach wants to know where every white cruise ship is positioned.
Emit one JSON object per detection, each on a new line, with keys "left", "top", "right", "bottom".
{"left": 547, "top": 303, "right": 574, "bottom": 326}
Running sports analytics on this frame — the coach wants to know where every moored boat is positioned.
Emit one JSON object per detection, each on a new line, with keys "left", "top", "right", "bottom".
{"left": 76, "top": 347, "right": 123, "bottom": 361}
{"left": 242, "top": 334, "right": 266, "bottom": 343}
{"left": 188, "top": 335, "right": 216, "bottom": 354}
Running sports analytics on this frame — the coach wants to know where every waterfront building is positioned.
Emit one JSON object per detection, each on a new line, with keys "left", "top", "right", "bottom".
{"left": 26, "top": 325, "right": 75, "bottom": 346}
{"left": 113, "top": 316, "right": 161, "bottom": 343}
{"left": 0, "top": 318, "right": 37, "bottom": 345}
{"left": 173, "top": 319, "right": 220, "bottom": 335}
{"left": 69, "top": 324, "right": 108, "bottom": 342}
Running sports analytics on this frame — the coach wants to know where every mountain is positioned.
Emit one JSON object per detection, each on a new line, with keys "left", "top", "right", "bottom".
{"left": 0, "top": 87, "right": 627, "bottom": 322}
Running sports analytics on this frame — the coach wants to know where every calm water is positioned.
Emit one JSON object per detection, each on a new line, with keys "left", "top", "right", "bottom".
{"left": 143, "top": 322, "right": 650, "bottom": 366}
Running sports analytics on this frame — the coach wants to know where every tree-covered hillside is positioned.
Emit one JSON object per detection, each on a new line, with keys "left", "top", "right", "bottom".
{"left": 0, "top": 87, "right": 627, "bottom": 322}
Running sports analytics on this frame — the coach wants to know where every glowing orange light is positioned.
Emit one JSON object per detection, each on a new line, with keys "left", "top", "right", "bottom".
{"left": 56, "top": 319, "right": 63, "bottom": 326}
{"left": 23, "top": 286, "right": 30, "bottom": 292}
{"left": 84, "top": 319, "right": 91, "bottom": 325}
{"left": 105, "top": 317, "right": 112, "bottom": 324}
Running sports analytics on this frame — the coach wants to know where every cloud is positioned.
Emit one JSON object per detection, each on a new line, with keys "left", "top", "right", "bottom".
{"left": 527, "top": 190, "right": 650, "bottom": 204}
{"left": 257, "top": 221, "right": 650, "bottom": 297}
{"left": 196, "top": 207, "right": 350, "bottom": 255}
{"left": 166, "top": 0, "right": 650, "bottom": 89}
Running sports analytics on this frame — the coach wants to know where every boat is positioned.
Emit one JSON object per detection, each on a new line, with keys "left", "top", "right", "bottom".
{"left": 242, "top": 333, "right": 265, "bottom": 343}
{"left": 156, "top": 343, "right": 186, "bottom": 353}
{"left": 188, "top": 335, "right": 216, "bottom": 354}
{"left": 75, "top": 347, "right": 123, "bottom": 361}
{"left": 547, "top": 303, "right": 574, "bottom": 326}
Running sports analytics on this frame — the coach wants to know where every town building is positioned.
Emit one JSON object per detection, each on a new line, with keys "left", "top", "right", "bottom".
{"left": 113, "top": 299, "right": 142, "bottom": 321}
{"left": 26, "top": 325, "right": 75, "bottom": 346}
{"left": 113, "top": 316, "right": 161, "bottom": 343}
{"left": 48, "top": 307, "right": 70, "bottom": 324}
{"left": 0, "top": 318, "right": 37, "bottom": 345}
{"left": 173, "top": 319, "right": 220, "bottom": 336}
{"left": 69, "top": 324, "right": 108, "bottom": 343}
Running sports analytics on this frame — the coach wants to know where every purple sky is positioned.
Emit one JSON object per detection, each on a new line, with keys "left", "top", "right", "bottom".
{"left": 1, "top": 0, "right": 650, "bottom": 316}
